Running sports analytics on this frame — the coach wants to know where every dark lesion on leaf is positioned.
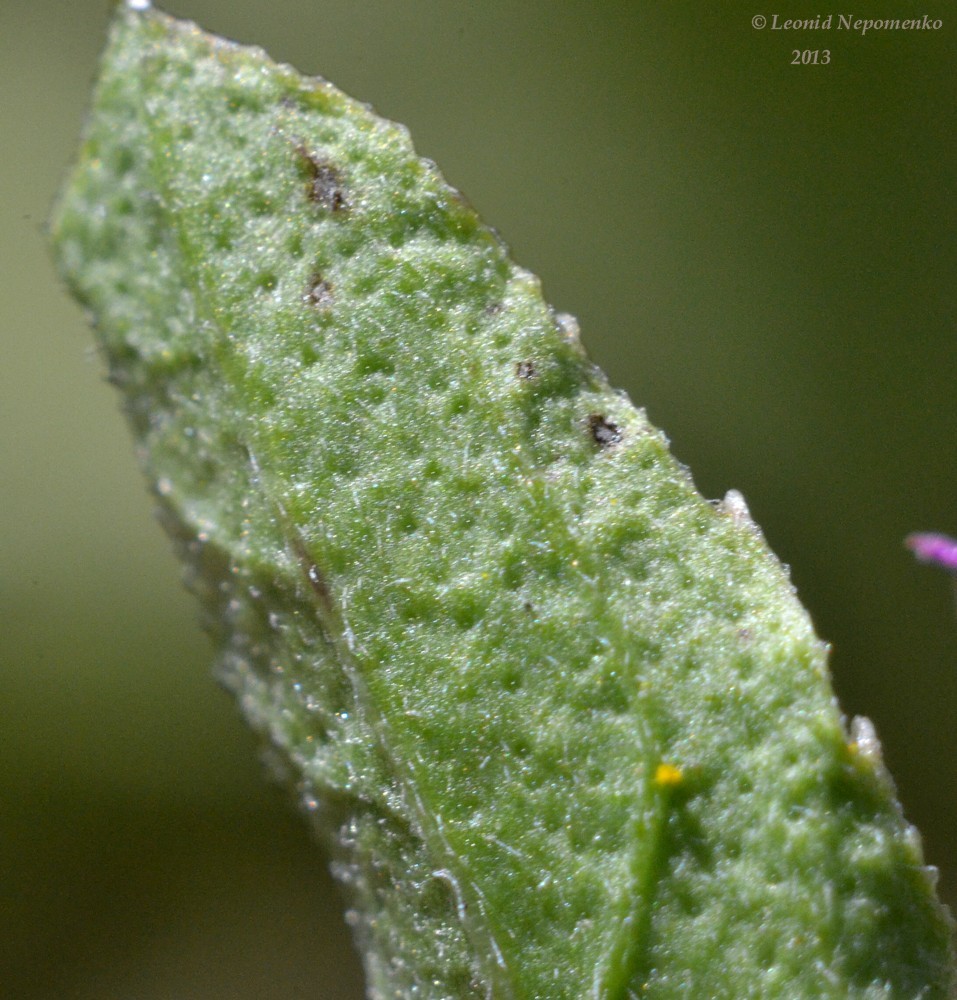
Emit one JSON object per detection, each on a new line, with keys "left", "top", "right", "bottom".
{"left": 245, "top": 447, "right": 338, "bottom": 633}
{"left": 588, "top": 413, "right": 622, "bottom": 447}
{"left": 515, "top": 360, "right": 537, "bottom": 380}
{"left": 287, "top": 530, "right": 336, "bottom": 621}
{"left": 294, "top": 143, "right": 348, "bottom": 212}
{"left": 303, "top": 270, "right": 333, "bottom": 308}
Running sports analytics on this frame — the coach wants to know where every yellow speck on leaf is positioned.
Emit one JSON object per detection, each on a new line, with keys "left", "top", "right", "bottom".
{"left": 654, "top": 762, "right": 683, "bottom": 788}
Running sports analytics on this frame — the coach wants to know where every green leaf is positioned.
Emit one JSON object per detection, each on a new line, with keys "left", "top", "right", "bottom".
{"left": 51, "top": 4, "right": 955, "bottom": 997}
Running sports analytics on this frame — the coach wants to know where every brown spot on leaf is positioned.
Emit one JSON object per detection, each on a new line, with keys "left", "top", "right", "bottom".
{"left": 295, "top": 144, "right": 348, "bottom": 212}
{"left": 304, "top": 271, "right": 333, "bottom": 307}
{"left": 588, "top": 413, "right": 621, "bottom": 447}
{"left": 287, "top": 531, "right": 335, "bottom": 619}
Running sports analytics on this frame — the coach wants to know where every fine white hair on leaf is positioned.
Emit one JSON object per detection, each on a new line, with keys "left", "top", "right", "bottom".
{"left": 720, "top": 488, "right": 752, "bottom": 524}
{"left": 555, "top": 312, "right": 581, "bottom": 345}
{"left": 850, "top": 715, "right": 884, "bottom": 764}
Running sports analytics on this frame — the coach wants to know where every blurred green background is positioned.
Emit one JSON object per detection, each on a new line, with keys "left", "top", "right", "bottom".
{"left": 3, "top": 1, "right": 955, "bottom": 997}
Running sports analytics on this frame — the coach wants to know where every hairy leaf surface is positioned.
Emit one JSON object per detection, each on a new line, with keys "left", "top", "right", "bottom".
{"left": 51, "top": 5, "right": 955, "bottom": 997}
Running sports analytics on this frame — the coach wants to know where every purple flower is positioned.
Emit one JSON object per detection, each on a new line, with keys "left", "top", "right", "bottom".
{"left": 905, "top": 532, "right": 957, "bottom": 572}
